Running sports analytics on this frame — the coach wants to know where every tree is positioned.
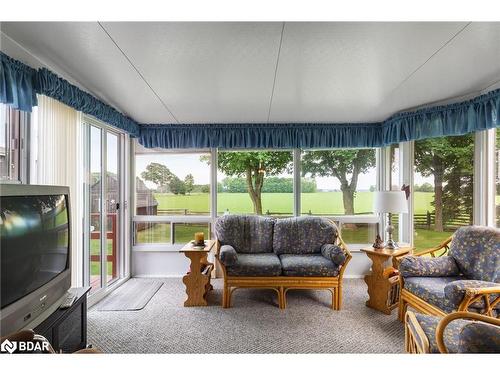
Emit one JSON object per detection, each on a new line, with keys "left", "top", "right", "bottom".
{"left": 141, "top": 162, "right": 174, "bottom": 191}
{"left": 214, "top": 152, "right": 292, "bottom": 214}
{"left": 184, "top": 174, "right": 194, "bottom": 195}
{"left": 301, "top": 150, "right": 375, "bottom": 215}
{"left": 141, "top": 162, "right": 186, "bottom": 195}
{"left": 414, "top": 135, "right": 473, "bottom": 232}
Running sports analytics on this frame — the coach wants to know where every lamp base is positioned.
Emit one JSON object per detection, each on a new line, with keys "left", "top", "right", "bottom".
{"left": 384, "top": 239, "right": 399, "bottom": 250}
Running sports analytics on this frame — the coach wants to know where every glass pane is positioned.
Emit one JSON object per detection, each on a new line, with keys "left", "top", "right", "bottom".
{"left": 134, "top": 223, "right": 171, "bottom": 244}
{"left": 390, "top": 144, "right": 400, "bottom": 243}
{"left": 106, "top": 133, "right": 119, "bottom": 284}
{"left": 89, "top": 126, "right": 102, "bottom": 292}
{"left": 173, "top": 223, "right": 211, "bottom": 244}
{"left": 217, "top": 150, "right": 293, "bottom": 216}
{"left": 135, "top": 151, "right": 210, "bottom": 216}
{"left": 301, "top": 149, "right": 376, "bottom": 216}
{"left": 414, "top": 134, "right": 474, "bottom": 253}
{"left": 339, "top": 222, "right": 377, "bottom": 244}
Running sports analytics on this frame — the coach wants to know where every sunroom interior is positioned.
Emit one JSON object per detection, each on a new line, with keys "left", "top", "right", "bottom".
{"left": 0, "top": 21, "right": 499, "bottom": 354}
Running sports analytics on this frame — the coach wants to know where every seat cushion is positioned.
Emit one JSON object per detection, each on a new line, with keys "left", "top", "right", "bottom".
{"left": 413, "top": 313, "right": 467, "bottom": 353}
{"left": 273, "top": 216, "right": 338, "bottom": 255}
{"left": 279, "top": 254, "right": 339, "bottom": 277}
{"left": 215, "top": 215, "right": 275, "bottom": 253}
{"left": 226, "top": 253, "right": 282, "bottom": 277}
{"left": 448, "top": 226, "right": 500, "bottom": 282}
{"left": 458, "top": 320, "right": 500, "bottom": 353}
{"left": 404, "top": 276, "right": 464, "bottom": 313}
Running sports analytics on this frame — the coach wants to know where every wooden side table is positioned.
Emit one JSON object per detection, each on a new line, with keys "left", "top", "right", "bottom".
{"left": 360, "top": 246, "right": 413, "bottom": 314}
{"left": 179, "top": 240, "right": 215, "bottom": 307}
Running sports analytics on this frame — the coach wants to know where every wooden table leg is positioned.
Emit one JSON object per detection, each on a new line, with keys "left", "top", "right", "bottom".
{"left": 182, "top": 252, "right": 211, "bottom": 307}
{"left": 364, "top": 253, "right": 392, "bottom": 314}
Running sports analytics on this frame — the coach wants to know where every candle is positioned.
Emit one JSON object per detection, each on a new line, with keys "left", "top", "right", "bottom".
{"left": 194, "top": 232, "right": 204, "bottom": 245}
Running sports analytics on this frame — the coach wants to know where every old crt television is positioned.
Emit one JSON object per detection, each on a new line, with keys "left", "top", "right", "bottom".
{"left": 0, "top": 184, "right": 71, "bottom": 336}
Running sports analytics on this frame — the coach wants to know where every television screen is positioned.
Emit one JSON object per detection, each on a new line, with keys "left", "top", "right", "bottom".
{"left": 0, "top": 194, "right": 70, "bottom": 309}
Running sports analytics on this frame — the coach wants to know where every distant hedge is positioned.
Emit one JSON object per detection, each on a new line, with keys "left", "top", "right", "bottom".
{"left": 218, "top": 176, "right": 317, "bottom": 193}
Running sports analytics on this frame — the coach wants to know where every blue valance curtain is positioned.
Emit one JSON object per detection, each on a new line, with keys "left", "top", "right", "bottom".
{"left": 36, "top": 68, "right": 140, "bottom": 137}
{"left": 140, "top": 87, "right": 500, "bottom": 149}
{"left": 1, "top": 51, "right": 499, "bottom": 147}
{"left": 0, "top": 52, "right": 140, "bottom": 137}
{"left": 0, "top": 52, "right": 38, "bottom": 112}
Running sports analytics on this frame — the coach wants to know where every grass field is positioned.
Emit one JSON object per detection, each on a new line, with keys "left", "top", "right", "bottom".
{"left": 153, "top": 191, "right": 436, "bottom": 215}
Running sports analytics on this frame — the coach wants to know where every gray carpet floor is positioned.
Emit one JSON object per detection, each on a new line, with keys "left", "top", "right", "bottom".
{"left": 88, "top": 278, "right": 404, "bottom": 353}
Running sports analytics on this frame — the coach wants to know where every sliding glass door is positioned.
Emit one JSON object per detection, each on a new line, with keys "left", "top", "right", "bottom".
{"left": 85, "top": 119, "right": 126, "bottom": 294}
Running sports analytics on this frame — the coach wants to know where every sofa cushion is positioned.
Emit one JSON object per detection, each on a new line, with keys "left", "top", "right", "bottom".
{"left": 320, "top": 244, "right": 347, "bottom": 266}
{"left": 448, "top": 226, "right": 500, "bottom": 282}
{"left": 404, "top": 276, "right": 464, "bottom": 313}
{"left": 219, "top": 245, "right": 238, "bottom": 266}
{"left": 279, "top": 254, "right": 339, "bottom": 277}
{"left": 399, "top": 256, "right": 460, "bottom": 278}
{"left": 412, "top": 313, "right": 467, "bottom": 353}
{"left": 215, "top": 215, "right": 275, "bottom": 253}
{"left": 226, "top": 253, "right": 282, "bottom": 277}
{"left": 273, "top": 216, "right": 338, "bottom": 255}
{"left": 458, "top": 320, "right": 500, "bottom": 353}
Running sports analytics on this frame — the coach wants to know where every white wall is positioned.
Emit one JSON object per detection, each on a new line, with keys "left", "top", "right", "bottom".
{"left": 132, "top": 249, "right": 372, "bottom": 279}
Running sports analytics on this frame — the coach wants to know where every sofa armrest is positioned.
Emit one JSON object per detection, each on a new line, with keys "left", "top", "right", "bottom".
{"left": 444, "top": 280, "right": 500, "bottom": 314}
{"left": 321, "top": 244, "right": 347, "bottom": 267}
{"left": 219, "top": 245, "right": 238, "bottom": 266}
{"left": 399, "top": 255, "right": 460, "bottom": 278}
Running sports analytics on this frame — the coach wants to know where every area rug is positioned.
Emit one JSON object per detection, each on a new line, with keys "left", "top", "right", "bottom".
{"left": 96, "top": 279, "right": 163, "bottom": 311}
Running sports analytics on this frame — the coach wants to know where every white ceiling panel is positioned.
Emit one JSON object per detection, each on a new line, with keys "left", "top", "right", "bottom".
{"left": 1, "top": 22, "right": 499, "bottom": 125}
{"left": 1, "top": 22, "right": 176, "bottom": 124}
{"left": 101, "top": 22, "right": 283, "bottom": 123}
{"left": 383, "top": 22, "right": 500, "bottom": 112}
{"left": 269, "top": 22, "right": 468, "bottom": 123}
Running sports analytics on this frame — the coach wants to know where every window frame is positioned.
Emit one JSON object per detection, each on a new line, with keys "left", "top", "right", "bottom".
{"left": 0, "top": 104, "right": 30, "bottom": 184}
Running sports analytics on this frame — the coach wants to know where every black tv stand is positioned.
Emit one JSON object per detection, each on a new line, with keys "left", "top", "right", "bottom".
{"left": 33, "top": 286, "right": 90, "bottom": 353}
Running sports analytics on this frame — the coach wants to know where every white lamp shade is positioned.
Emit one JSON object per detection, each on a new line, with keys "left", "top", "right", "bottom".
{"left": 373, "top": 191, "right": 408, "bottom": 214}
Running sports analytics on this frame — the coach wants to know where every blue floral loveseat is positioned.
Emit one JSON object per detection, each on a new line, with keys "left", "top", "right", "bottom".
{"left": 398, "top": 226, "right": 500, "bottom": 320}
{"left": 214, "top": 215, "right": 351, "bottom": 309}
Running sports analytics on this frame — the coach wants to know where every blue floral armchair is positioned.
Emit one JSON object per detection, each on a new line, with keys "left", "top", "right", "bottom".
{"left": 398, "top": 226, "right": 500, "bottom": 320}
{"left": 405, "top": 311, "right": 500, "bottom": 353}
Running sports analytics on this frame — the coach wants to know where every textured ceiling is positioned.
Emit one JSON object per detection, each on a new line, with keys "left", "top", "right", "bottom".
{"left": 1, "top": 22, "right": 500, "bottom": 125}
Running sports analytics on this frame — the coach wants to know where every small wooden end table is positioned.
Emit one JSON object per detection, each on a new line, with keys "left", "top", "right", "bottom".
{"left": 360, "top": 246, "right": 413, "bottom": 314}
{"left": 179, "top": 240, "right": 215, "bottom": 307}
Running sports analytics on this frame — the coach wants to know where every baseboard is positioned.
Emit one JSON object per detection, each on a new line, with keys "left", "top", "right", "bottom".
{"left": 132, "top": 274, "right": 366, "bottom": 279}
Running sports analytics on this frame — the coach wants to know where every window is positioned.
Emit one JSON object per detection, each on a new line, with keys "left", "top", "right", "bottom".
{"left": 413, "top": 134, "right": 474, "bottom": 252}
{"left": 135, "top": 145, "right": 211, "bottom": 216}
{"left": 216, "top": 150, "right": 293, "bottom": 216}
{"left": 389, "top": 144, "right": 400, "bottom": 243}
{"left": 0, "top": 104, "right": 29, "bottom": 182}
{"left": 300, "top": 149, "right": 377, "bottom": 245}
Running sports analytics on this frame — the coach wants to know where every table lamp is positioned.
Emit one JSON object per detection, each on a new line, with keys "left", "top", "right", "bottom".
{"left": 373, "top": 191, "right": 408, "bottom": 249}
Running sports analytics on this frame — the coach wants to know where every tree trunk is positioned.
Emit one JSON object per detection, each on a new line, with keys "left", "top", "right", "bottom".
{"left": 245, "top": 168, "right": 263, "bottom": 215}
{"left": 341, "top": 184, "right": 355, "bottom": 215}
{"left": 433, "top": 157, "right": 444, "bottom": 232}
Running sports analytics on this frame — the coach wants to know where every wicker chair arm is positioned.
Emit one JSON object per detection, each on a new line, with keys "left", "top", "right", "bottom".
{"left": 457, "top": 285, "right": 500, "bottom": 315}
{"left": 414, "top": 236, "right": 452, "bottom": 257}
{"left": 435, "top": 312, "right": 500, "bottom": 353}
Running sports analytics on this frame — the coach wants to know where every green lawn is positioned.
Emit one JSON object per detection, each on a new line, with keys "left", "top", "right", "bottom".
{"left": 143, "top": 191, "right": 466, "bottom": 253}
{"left": 153, "top": 191, "right": 436, "bottom": 215}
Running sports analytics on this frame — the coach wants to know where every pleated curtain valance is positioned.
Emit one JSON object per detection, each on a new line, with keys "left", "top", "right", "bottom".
{"left": 36, "top": 68, "right": 140, "bottom": 137}
{"left": 0, "top": 52, "right": 140, "bottom": 137}
{"left": 0, "top": 52, "right": 38, "bottom": 112}
{"left": 140, "top": 87, "right": 500, "bottom": 149}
